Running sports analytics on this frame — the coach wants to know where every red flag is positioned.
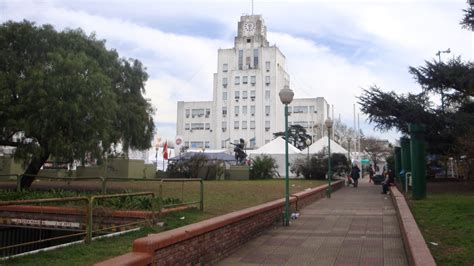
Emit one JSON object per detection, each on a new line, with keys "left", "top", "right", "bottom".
{"left": 162, "top": 141, "right": 168, "bottom": 160}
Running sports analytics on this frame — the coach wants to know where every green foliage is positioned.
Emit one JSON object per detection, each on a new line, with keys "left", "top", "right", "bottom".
{"left": 385, "top": 154, "right": 395, "bottom": 173}
{"left": 0, "top": 21, "right": 154, "bottom": 188}
{"left": 291, "top": 153, "right": 349, "bottom": 180}
{"left": 167, "top": 154, "right": 208, "bottom": 179}
{"left": 359, "top": 58, "right": 474, "bottom": 156}
{"left": 273, "top": 125, "right": 311, "bottom": 150}
{"left": 249, "top": 155, "right": 279, "bottom": 179}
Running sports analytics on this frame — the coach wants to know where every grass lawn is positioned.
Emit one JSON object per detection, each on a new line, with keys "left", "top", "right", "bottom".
{"left": 409, "top": 193, "right": 474, "bottom": 265}
{"left": 1, "top": 179, "right": 326, "bottom": 265}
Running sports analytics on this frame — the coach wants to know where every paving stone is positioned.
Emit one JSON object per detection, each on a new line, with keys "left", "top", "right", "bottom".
{"left": 218, "top": 178, "right": 408, "bottom": 265}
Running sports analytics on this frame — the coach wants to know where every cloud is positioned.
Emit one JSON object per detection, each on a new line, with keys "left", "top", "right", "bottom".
{"left": 2, "top": 0, "right": 471, "bottom": 144}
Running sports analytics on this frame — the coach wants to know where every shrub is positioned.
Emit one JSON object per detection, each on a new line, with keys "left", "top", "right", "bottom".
{"left": 291, "top": 153, "right": 349, "bottom": 180}
{"left": 250, "top": 155, "right": 279, "bottom": 179}
{"left": 167, "top": 154, "right": 208, "bottom": 179}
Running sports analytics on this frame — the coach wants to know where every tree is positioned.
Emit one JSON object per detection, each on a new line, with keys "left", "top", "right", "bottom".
{"left": 461, "top": 5, "right": 474, "bottom": 30}
{"left": 360, "top": 136, "right": 391, "bottom": 170}
{"left": 0, "top": 21, "right": 155, "bottom": 188}
{"left": 250, "top": 155, "right": 279, "bottom": 179}
{"left": 359, "top": 58, "right": 474, "bottom": 156}
{"left": 273, "top": 124, "right": 311, "bottom": 150}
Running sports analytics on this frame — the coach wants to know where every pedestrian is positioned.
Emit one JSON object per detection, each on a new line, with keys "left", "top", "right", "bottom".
{"left": 350, "top": 164, "right": 361, "bottom": 188}
{"left": 381, "top": 169, "right": 395, "bottom": 194}
{"left": 368, "top": 164, "right": 375, "bottom": 183}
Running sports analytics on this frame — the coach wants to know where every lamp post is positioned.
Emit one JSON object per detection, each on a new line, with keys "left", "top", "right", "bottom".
{"left": 347, "top": 137, "right": 352, "bottom": 166}
{"left": 436, "top": 48, "right": 450, "bottom": 112}
{"left": 325, "top": 118, "right": 333, "bottom": 198}
{"left": 279, "top": 85, "right": 294, "bottom": 226}
{"left": 305, "top": 138, "right": 311, "bottom": 160}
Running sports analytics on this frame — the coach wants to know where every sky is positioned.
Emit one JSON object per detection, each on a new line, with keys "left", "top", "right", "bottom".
{"left": 1, "top": 0, "right": 472, "bottom": 146}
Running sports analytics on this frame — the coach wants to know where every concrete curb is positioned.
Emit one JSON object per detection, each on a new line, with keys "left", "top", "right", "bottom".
{"left": 389, "top": 186, "right": 436, "bottom": 266}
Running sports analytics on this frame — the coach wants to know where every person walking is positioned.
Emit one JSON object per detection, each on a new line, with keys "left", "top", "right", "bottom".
{"left": 368, "top": 164, "right": 375, "bottom": 183}
{"left": 350, "top": 164, "right": 361, "bottom": 188}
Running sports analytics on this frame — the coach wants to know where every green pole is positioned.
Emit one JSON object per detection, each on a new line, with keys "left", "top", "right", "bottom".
{"left": 284, "top": 104, "right": 290, "bottom": 226}
{"left": 200, "top": 178, "right": 204, "bottom": 211}
{"left": 327, "top": 130, "right": 332, "bottom": 198}
{"left": 394, "top": 147, "right": 402, "bottom": 182}
{"left": 400, "top": 137, "right": 411, "bottom": 192}
{"left": 409, "top": 124, "right": 427, "bottom": 200}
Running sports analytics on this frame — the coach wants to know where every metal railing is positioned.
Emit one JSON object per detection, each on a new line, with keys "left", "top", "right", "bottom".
{"left": 0, "top": 192, "right": 158, "bottom": 258}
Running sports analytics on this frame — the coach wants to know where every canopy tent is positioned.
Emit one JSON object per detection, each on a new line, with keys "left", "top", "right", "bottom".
{"left": 301, "top": 136, "right": 348, "bottom": 155}
{"left": 247, "top": 137, "right": 302, "bottom": 177}
{"left": 168, "top": 151, "right": 236, "bottom": 162}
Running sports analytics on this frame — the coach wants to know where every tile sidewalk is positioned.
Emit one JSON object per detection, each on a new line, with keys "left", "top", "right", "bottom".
{"left": 218, "top": 177, "right": 408, "bottom": 266}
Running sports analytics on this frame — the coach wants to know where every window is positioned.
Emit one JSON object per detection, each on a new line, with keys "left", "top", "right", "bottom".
{"left": 234, "top": 121, "right": 239, "bottom": 129}
{"left": 191, "top": 141, "right": 204, "bottom": 148}
{"left": 265, "top": 106, "right": 270, "bottom": 116}
{"left": 235, "top": 76, "right": 240, "bottom": 85}
{"left": 293, "top": 106, "right": 308, "bottom": 113}
{"left": 191, "top": 109, "right": 205, "bottom": 118}
{"left": 250, "top": 90, "right": 256, "bottom": 101}
{"left": 250, "top": 120, "right": 256, "bottom": 129}
{"left": 310, "top": 106, "right": 316, "bottom": 113}
{"left": 222, "top": 91, "right": 227, "bottom": 100}
{"left": 246, "top": 57, "right": 251, "bottom": 68}
{"left": 294, "top": 121, "right": 309, "bottom": 128}
{"left": 265, "top": 76, "right": 271, "bottom": 85}
{"left": 242, "top": 105, "right": 248, "bottom": 114}
{"left": 288, "top": 106, "right": 292, "bottom": 114}
{"left": 235, "top": 91, "right": 240, "bottom": 100}
{"left": 185, "top": 123, "right": 190, "bottom": 130}
{"left": 250, "top": 105, "right": 255, "bottom": 116}
{"left": 205, "top": 123, "right": 210, "bottom": 130}
{"left": 265, "top": 121, "right": 270, "bottom": 130}
{"left": 223, "top": 63, "right": 228, "bottom": 72}
{"left": 222, "top": 107, "right": 227, "bottom": 116}
{"left": 253, "top": 49, "right": 259, "bottom": 68}
{"left": 242, "top": 76, "right": 248, "bottom": 84}
{"left": 191, "top": 123, "right": 204, "bottom": 130}
{"left": 265, "top": 90, "right": 270, "bottom": 100}
{"left": 242, "top": 121, "right": 247, "bottom": 129}
{"left": 205, "top": 108, "right": 210, "bottom": 117}
{"left": 222, "top": 121, "right": 227, "bottom": 130}
{"left": 234, "top": 106, "right": 239, "bottom": 116}
{"left": 250, "top": 76, "right": 256, "bottom": 85}
{"left": 223, "top": 77, "right": 227, "bottom": 88}
{"left": 185, "top": 141, "right": 189, "bottom": 147}
{"left": 185, "top": 109, "right": 190, "bottom": 118}
{"left": 265, "top": 61, "right": 270, "bottom": 72}
{"left": 205, "top": 141, "right": 210, "bottom": 148}
{"left": 246, "top": 38, "right": 251, "bottom": 43}
{"left": 238, "top": 50, "right": 243, "bottom": 70}
{"left": 242, "top": 90, "right": 248, "bottom": 99}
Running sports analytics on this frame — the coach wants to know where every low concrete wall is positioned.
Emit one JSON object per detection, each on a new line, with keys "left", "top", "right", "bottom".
{"left": 390, "top": 186, "right": 436, "bottom": 266}
{"left": 96, "top": 180, "right": 344, "bottom": 266}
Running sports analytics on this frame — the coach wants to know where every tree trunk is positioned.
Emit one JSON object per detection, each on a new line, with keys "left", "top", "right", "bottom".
{"left": 20, "top": 151, "right": 50, "bottom": 189}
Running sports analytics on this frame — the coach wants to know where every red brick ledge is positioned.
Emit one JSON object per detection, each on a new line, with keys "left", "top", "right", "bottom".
{"left": 389, "top": 186, "right": 436, "bottom": 266}
{"left": 95, "top": 252, "right": 151, "bottom": 266}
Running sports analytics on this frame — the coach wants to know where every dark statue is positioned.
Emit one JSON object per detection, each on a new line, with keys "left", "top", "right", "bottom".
{"left": 230, "top": 138, "right": 247, "bottom": 165}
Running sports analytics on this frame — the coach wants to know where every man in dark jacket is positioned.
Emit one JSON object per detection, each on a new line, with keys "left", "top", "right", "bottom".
{"left": 382, "top": 169, "right": 395, "bottom": 194}
{"left": 351, "top": 165, "right": 361, "bottom": 188}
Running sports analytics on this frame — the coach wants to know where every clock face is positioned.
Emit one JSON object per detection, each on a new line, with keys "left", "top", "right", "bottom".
{"left": 243, "top": 22, "right": 255, "bottom": 35}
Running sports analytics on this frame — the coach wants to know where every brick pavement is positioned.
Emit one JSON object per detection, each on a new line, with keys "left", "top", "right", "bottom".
{"left": 218, "top": 177, "right": 408, "bottom": 266}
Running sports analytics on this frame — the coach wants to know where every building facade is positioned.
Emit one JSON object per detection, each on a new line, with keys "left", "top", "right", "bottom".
{"left": 177, "top": 15, "right": 329, "bottom": 150}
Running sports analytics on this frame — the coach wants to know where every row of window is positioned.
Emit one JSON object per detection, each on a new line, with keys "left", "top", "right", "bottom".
{"left": 221, "top": 120, "right": 271, "bottom": 130}
{"left": 185, "top": 108, "right": 211, "bottom": 118}
{"left": 222, "top": 76, "right": 271, "bottom": 87}
{"left": 184, "top": 141, "right": 211, "bottom": 149}
{"left": 184, "top": 123, "right": 211, "bottom": 131}
{"left": 288, "top": 106, "right": 317, "bottom": 114}
{"left": 222, "top": 61, "right": 271, "bottom": 73}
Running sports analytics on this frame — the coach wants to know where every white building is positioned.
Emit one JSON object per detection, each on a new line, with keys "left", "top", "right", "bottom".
{"left": 177, "top": 15, "right": 330, "bottom": 150}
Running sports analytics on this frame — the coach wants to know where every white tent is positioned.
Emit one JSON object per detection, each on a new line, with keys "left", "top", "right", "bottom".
{"left": 302, "top": 136, "right": 348, "bottom": 155}
{"left": 247, "top": 137, "right": 302, "bottom": 177}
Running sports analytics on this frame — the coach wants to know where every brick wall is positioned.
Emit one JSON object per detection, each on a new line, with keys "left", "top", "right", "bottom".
{"left": 96, "top": 180, "right": 344, "bottom": 266}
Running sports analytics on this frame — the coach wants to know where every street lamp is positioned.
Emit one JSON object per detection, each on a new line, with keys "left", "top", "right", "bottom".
{"left": 305, "top": 138, "right": 311, "bottom": 160}
{"left": 347, "top": 137, "right": 352, "bottom": 166}
{"left": 279, "top": 85, "right": 294, "bottom": 226}
{"left": 436, "top": 48, "right": 450, "bottom": 112}
{"left": 325, "top": 118, "right": 333, "bottom": 198}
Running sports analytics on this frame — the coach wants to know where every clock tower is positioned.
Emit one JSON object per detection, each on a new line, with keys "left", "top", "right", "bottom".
{"left": 235, "top": 15, "right": 269, "bottom": 48}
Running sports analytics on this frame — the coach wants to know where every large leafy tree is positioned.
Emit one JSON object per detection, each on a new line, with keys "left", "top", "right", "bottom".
{"left": 359, "top": 58, "right": 474, "bottom": 155}
{"left": 0, "top": 21, "right": 155, "bottom": 188}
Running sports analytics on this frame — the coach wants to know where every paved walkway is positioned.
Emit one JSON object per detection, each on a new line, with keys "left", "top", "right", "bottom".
{"left": 219, "top": 177, "right": 408, "bottom": 266}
